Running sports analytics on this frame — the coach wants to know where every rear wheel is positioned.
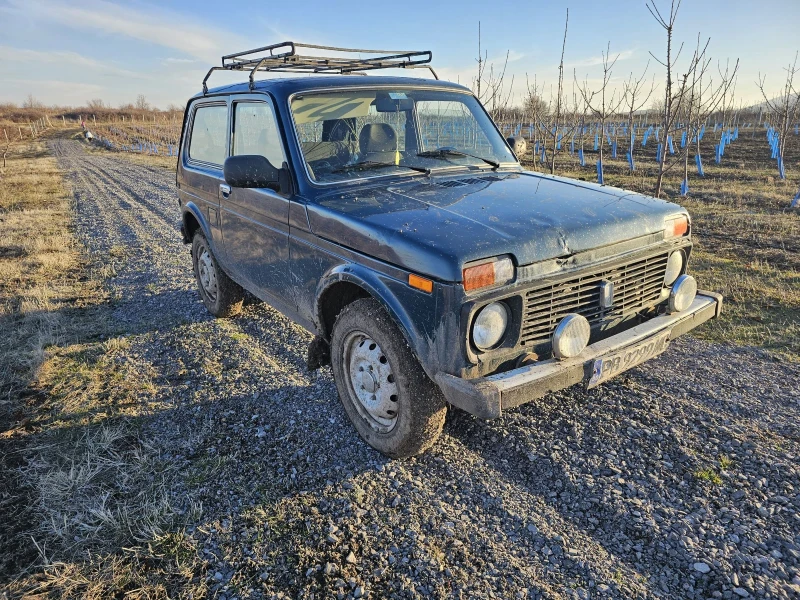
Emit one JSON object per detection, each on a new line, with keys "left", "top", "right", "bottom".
{"left": 331, "top": 298, "right": 446, "bottom": 458}
{"left": 192, "top": 233, "right": 244, "bottom": 318}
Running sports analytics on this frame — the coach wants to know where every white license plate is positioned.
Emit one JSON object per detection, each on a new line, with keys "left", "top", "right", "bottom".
{"left": 587, "top": 330, "right": 671, "bottom": 388}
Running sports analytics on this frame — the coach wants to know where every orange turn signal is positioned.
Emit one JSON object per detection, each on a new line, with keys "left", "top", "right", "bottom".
{"left": 665, "top": 215, "right": 689, "bottom": 238}
{"left": 408, "top": 273, "right": 433, "bottom": 293}
{"left": 463, "top": 263, "right": 496, "bottom": 291}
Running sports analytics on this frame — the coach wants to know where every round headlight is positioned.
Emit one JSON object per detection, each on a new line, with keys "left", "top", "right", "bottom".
{"left": 472, "top": 302, "right": 509, "bottom": 350}
{"left": 664, "top": 251, "right": 685, "bottom": 285}
{"left": 552, "top": 314, "right": 591, "bottom": 360}
{"left": 669, "top": 274, "right": 697, "bottom": 313}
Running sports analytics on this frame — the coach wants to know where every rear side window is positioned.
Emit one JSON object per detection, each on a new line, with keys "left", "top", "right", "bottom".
{"left": 188, "top": 105, "right": 228, "bottom": 165}
{"left": 232, "top": 102, "right": 286, "bottom": 168}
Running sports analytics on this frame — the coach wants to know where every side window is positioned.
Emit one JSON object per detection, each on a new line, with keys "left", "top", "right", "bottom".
{"left": 233, "top": 102, "right": 286, "bottom": 168}
{"left": 188, "top": 105, "right": 228, "bottom": 166}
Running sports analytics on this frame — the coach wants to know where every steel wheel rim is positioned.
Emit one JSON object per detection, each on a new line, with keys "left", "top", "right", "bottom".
{"left": 197, "top": 247, "right": 218, "bottom": 301}
{"left": 342, "top": 330, "right": 399, "bottom": 433}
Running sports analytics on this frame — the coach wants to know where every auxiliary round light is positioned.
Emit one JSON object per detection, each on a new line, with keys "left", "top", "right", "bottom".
{"left": 664, "top": 250, "right": 685, "bottom": 286}
{"left": 669, "top": 274, "right": 697, "bottom": 313}
{"left": 552, "top": 314, "right": 591, "bottom": 360}
{"left": 472, "top": 302, "right": 509, "bottom": 350}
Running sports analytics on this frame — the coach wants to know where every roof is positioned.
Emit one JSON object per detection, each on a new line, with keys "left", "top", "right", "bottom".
{"left": 193, "top": 75, "right": 472, "bottom": 100}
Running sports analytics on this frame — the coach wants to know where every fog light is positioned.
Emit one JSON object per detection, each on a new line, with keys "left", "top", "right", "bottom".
{"left": 472, "top": 302, "right": 509, "bottom": 350}
{"left": 552, "top": 314, "right": 591, "bottom": 360}
{"left": 664, "top": 251, "right": 685, "bottom": 285}
{"left": 669, "top": 274, "right": 697, "bottom": 313}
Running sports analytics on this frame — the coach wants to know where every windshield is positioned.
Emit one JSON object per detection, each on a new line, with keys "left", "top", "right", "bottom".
{"left": 290, "top": 88, "right": 518, "bottom": 183}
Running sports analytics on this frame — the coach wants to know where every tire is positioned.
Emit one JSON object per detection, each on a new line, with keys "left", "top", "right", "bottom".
{"left": 331, "top": 298, "right": 447, "bottom": 458}
{"left": 191, "top": 233, "right": 244, "bottom": 318}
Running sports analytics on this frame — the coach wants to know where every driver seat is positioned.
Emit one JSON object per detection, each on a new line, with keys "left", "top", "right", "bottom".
{"left": 358, "top": 123, "right": 398, "bottom": 164}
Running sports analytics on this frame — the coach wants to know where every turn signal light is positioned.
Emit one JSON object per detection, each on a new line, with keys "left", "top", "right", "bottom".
{"left": 463, "top": 257, "right": 514, "bottom": 292}
{"left": 408, "top": 273, "right": 433, "bottom": 293}
{"left": 665, "top": 215, "right": 689, "bottom": 238}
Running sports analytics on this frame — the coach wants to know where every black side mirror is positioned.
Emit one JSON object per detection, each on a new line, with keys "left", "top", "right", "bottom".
{"left": 506, "top": 136, "right": 527, "bottom": 160}
{"left": 224, "top": 155, "right": 280, "bottom": 189}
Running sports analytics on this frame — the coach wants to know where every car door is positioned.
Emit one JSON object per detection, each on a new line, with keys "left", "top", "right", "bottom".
{"left": 220, "top": 96, "right": 291, "bottom": 305}
{"left": 180, "top": 100, "right": 230, "bottom": 255}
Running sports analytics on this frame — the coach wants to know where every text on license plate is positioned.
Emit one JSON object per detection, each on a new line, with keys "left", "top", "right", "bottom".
{"left": 587, "top": 330, "right": 671, "bottom": 388}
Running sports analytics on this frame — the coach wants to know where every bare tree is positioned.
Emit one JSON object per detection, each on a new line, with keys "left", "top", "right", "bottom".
{"left": 523, "top": 75, "right": 549, "bottom": 169}
{"left": 757, "top": 52, "right": 800, "bottom": 177}
{"left": 135, "top": 94, "right": 151, "bottom": 111}
{"left": 682, "top": 39, "right": 739, "bottom": 191}
{"left": 647, "top": 0, "right": 694, "bottom": 197}
{"left": 537, "top": 9, "right": 571, "bottom": 175}
{"left": 22, "top": 94, "right": 43, "bottom": 109}
{"left": 86, "top": 98, "right": 106, "bottom": 111}
{"left": 622, "top": 62, "right": 655, "bottom": 172}
{"left": 473, "top": 22, "right": 515, "bottom": 123}
{"left": 2, "top": 128, "right": 10, "bottom": 169}
{"left": 576, "top": 43, "right": 625, "bottom": 182}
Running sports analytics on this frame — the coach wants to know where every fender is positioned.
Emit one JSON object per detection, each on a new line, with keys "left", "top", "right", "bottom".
{"left": 315, "top": 262, "right": 439, "bottom": 378}
{"left": 181, "top": 201, "right": 218, "bottom": 252}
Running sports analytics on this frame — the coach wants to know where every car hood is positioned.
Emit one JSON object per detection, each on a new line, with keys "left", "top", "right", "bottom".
{"left": 306, "top": 170, "right": 687, "bottom": 282}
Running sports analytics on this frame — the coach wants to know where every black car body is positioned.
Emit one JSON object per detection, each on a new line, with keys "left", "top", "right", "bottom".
{"left": 177, "top": 74, "right": 721, "bottom": 455}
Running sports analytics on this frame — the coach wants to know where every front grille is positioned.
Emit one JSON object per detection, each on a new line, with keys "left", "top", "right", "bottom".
{"left": 520, "top": 251, "right": 670, "bottom": 347}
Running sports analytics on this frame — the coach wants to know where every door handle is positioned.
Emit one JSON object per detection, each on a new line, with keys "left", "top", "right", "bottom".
{"left": 219, "top": 183, "right": 231, "bottom": 198}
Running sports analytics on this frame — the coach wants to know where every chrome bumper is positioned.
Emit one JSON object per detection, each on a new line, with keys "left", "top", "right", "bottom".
{"left": 435, "top": 291, "right": 723, "bottom": 419}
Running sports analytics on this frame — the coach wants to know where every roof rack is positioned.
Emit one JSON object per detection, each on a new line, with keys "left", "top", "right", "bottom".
{"left": 202, "top": 41, "right": 437, "bottom": 94}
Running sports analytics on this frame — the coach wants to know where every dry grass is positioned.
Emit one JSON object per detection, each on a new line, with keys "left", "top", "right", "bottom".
{"left": 531, "top": 132, "right": 800, "bottom": 361}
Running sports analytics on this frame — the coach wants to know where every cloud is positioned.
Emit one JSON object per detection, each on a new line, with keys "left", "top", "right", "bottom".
{"left": 567, "top": 49, "right": 635, "bottom": 69}
{"left": 0, "top": 45, "right": 146, "bottom": 78}
{"left": 5, "top": 0, "right": 257, "bottom": 62}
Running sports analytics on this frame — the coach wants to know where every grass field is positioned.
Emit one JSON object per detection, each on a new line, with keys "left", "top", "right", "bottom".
{"left": 0, "top": 115, "right": 797, "bottom": 598}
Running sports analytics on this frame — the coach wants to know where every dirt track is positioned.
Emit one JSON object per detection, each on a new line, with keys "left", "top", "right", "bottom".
{"left": 41, "top": 139, "right": 800, "bottom": 599}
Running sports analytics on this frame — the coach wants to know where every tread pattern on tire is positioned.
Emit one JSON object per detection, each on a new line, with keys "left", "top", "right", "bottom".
{"left": 192, "top": 233, "right": 244, "bottom": 318}
{"left": 331, "top": 298, "right": 447, "bottom": 458}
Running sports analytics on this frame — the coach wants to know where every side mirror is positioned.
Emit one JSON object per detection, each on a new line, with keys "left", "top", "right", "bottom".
{"left": 223, "top": 155, "right": 280, "bottom": 189}
{"left": 506, "top": 136, "right": 527, "bottom": 160}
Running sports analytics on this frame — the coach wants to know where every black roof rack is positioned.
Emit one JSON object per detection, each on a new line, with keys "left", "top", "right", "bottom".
{"left": 202, "top": 41, "right": 437, "bottom": 94}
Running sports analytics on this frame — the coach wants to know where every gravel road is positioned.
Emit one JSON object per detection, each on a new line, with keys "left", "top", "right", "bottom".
{"left": 50, "top": 139, "right": 800, "bottom": 599}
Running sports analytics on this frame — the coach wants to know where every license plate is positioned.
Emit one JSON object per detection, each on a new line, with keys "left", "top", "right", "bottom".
{"left": 587, "top": 330, "right": 671, "bottom": 388}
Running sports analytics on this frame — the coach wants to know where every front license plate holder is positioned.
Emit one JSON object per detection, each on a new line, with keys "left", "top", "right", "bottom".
{"left": 587, "top": 330, "right": 671, "bottom": 389}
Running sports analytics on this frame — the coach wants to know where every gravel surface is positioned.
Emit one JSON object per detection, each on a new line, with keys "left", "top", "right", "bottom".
{"left": 50, "top": 139, "right": 800, "bottom": 599}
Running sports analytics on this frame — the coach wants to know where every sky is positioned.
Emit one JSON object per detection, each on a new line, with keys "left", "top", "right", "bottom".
{"left": 0, "top": 0, "right": 798, "bottom": 110}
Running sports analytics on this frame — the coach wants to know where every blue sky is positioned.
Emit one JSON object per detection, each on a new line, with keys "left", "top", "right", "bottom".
{"left": 0, "top": 0, "right": 798, "bottom": 109}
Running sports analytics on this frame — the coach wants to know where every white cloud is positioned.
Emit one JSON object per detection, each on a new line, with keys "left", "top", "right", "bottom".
{"left": 5, "top": 0, "right": 256, "bottom": 63}
{"left": 0, "top": 45, "right": 147, "bottom": 79}
{"left": 567, "top": 49, "right": 635, "bottom": 69}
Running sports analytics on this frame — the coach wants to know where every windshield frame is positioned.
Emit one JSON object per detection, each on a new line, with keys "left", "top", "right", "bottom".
{"left": 285, "top": 84, "right": 520, "bottom": 188}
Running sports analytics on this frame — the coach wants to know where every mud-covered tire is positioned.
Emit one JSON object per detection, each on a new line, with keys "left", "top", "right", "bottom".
{"left": 191, "top": 233, "right": 244, "bottom": 318}
{"left": 331, "top": 298, "right": 447, "bottom": 458}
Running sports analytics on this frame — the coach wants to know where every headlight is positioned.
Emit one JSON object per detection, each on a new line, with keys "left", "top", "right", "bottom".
{"left": 472, "top": 302, "right": 509, "bottom": 350}
{"left": 669, "top": 274, "right": 697, "bottom": 313}
{"left": 664, "top": 251, "right": 685, "bottom": 285}
{"left": 463, "top": 256, "right": 515, "bottom": 292}
{"left": 552, "top": 314, "right": 591, "bottom": 359}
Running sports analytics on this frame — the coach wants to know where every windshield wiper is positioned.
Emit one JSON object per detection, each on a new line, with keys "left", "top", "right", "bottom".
{"left": 332, "top": 160, "right": 430, "bottom": 175}
{"left": 416, "top": 148, "right": 500, "bottom": 169}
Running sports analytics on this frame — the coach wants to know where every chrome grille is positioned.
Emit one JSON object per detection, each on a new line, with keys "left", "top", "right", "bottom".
{"left": 520, "top": 252, "right": 670, "bottom": 347}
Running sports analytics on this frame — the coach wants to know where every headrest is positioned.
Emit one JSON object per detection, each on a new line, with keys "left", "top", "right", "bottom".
{"left": 359, "top": 123, "right": 397, "bottom": 154}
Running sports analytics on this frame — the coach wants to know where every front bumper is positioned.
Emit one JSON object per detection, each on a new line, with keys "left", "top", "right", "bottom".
{"left": 435, "top": 291, "right": 722, "bottom": 419}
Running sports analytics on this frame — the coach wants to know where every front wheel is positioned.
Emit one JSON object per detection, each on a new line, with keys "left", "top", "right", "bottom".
{"left": 191, "top": 233, "right": 244, "bottom": 318}
{"left": 331, "top": 298, "right": 447, "bottom": 458}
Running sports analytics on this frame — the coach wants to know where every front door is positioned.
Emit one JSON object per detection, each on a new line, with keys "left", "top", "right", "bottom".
{"left": 220, "top": 97, "right": 292, "bottom": 305}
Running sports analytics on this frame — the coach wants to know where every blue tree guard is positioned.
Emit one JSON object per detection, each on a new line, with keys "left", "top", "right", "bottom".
{"left": 593, "top": 133, "right": 599, "bottom": 151}
{"left": 667, "top": 136, "right": 675, "bottom": 154}
{"left": 715, "top": 144, "right": 722, "bottom": 164}
{"left": 680, "top": 131, "right": 687, "bottom": 148}
{"left": 578, "top": 148, "right": 585, "bottom": 166}
{"left": 680, "top": 178, "right": 689, "bottom": 196}
{"left": 656, "top": 143, "right": 663, "bottom": 163}
{"left": 778, "top": 156, "right": 786, "bottom": 180}
{"left": 570, "top": 138, "right": 575, "bottom": 155}
{"left": 695, "top": 154, "right": 705, "bottom": 176}
{"left": 612, "top": 140, "right": 618, "bottom": 158}
{"left": 792, "top": 187, "right": 800, "bottom": 208}
{"left": 626, "top": 151, "right": 635, "bottom": 171}
{"left": 596, "top": 159, "right": 604, "bottom": 184}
